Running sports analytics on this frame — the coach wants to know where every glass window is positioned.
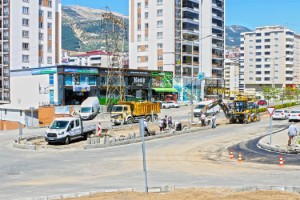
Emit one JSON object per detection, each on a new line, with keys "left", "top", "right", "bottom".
{"left": 157, "top": 20, "right": 163, "bottom": 28}
{"left": 157, "top": 0, "right": 163, "bottom": 5}
{"left": 145, "top": 12, "right": 148, "bottom": 19}
{"left": 157, "top": 43, "right": 163, "bottom": 49}
{"left": 49, "top": 74, "right": 54, "bottom": 86}
{"left": 47, "top": 11, "right": 52, "bottom": 19}
{"left": 22, "top": 55, "right": 29, "bottom": 62}
{"left": 137, "top": 2, "right": 141, "bottom": 8}
{"left": 22, "top": 18, "right": 29, "bottom": 26}
{"left": 22, "top": 30, "right": 29, "bottom": 38}
{"left": 88, "top": 76, "right": 96, "bottom": 85}
{"left": 22, "top": 6, "right": 29, "bottom": 14}
{"left": 47, "top": 57, "right": 52, "bottom": 64}
{"left": 157, "top": 32, "right": 163, "bottom": 39}
{"left": 157, "top": 9, "right": 163, "bottom": 17}
{"left": 22, "top": 43, "right": 29, "bottom": 50}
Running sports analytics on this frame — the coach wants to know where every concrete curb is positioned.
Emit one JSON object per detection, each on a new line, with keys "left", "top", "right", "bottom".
{"left": 84, "top": 125, "right": 211, "bottom": 149}
{"left": 22, "top": 185, "right": 300, "bottom": 200}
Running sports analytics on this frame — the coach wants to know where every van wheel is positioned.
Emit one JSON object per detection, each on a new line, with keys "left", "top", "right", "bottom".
{"left": 65, "top": 136, "right": 70, "bottom": 145}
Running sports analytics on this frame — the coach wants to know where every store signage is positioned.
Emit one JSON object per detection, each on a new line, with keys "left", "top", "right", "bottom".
{"left": 128, "top": 71, "right": 150, "bottom": 75}
{"left": 32, "top": 67, "right": 57, "bottom": 75}
{"left": 55, "top": 106, "right": 69, "bottom": 115}
{"left": 64, "top": 67, "right": 98, "bottom": 75}
{"left": 73, "top": 85, "right": 90, "bottom": 92}
{"left": 151, "top": 71, "right": 173, "bottom": 88}
{"left": 128, "top": 77, "right": 149, "bottom": 87}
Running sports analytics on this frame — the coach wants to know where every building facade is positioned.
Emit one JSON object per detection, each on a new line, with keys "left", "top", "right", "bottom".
{"left": 0, "top": 0, "right": 61, "bottom": 104}
{"left": 224, "top": 59, "right": 239, "bottom": 99}
{"left": 240, "top": 26, "right": 300, "bottom": 92}
{"left": 129, "top": 0, "right": 225, "bottom": 101}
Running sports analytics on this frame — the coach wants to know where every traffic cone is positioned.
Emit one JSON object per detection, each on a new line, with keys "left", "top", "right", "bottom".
{"left": 238, "top": 153, "right": 243, "bottom": 162}
{"left": 229, "top": 149, "right": 234, "bottom": 159}
{"left": 279, "top": 155, "right": 284, "bottom": 166}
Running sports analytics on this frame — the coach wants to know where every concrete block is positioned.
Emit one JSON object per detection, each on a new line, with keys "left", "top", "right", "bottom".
{"left": 271, "top": 186, "right": 285, "bottom": 191}
{"left": 257, "top": 186, "right": 271, "bottom": 191}
{"left": 47, "top": 194, "right": 62, "bottom": 200}
{"left": 104, "top": 189, "right": 118, "bottom": 193}
{"left": 86, "top": 138, "right": 91, "bottom": 144}
{"left": 61, "top": 193, "right": 77, "bottom": 199}
{"left": 148, "top": 187, "right": 161, "bottom": 193}
{"left": 33, "top": 196, "right": 48, "bottom": 200}
{"left": 118, "top": 188, "right": 133, "bottom": 192}
{"left": 133, "top": 187, "right": 145, "bottom": 192}
{"left": 96, "top": 137, "right": 100, "bottom": 144}
{"left": 76, "top": 192, "right": 91, "bottom": 197}
{"left": 292, "top": 187, "right": 300, "bottom": 193}
{"left": 239, "top": 186, "right": 257, "bottom": 192}
{"left": 284, "top": 186, "right": 295, "bottom": 192}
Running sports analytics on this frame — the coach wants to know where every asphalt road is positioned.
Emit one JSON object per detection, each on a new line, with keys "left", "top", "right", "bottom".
{"left": 1, "top": 106, "right": 300, "bottom": 199}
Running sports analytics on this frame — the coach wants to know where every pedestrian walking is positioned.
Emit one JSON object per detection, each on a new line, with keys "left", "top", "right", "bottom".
{"left": 159, "top": 118, "right": 165, "bottom": 132}
{"left": 200, "top": 113, "right": 206, "bottom": 127}
{"left": 288, "top": 122, "right": 298, "bottom": 146}
{"left": 168, "top": 115, "right": 173, "bottom": 129}
{"left": 143, "top": 119, "right": 149, "bottom": 133}
{"left": 211, "top": 114, "right": 216, "bottom": 128}
{"left": 97, "top": 122, "right": 102, "bottom": 136}
{"left": 163, "top": 115, "right": 168, "bottom": 129}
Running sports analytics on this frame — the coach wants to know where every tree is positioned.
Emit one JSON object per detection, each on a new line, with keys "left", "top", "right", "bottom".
{"left": 294, "top": 88, "right": 300, "bottom": 102}
{"left": 284, "top": 87, "right": 295, "bottom": 102}
{"left": 262, "top": 86, "right": 280, "bottom": 106}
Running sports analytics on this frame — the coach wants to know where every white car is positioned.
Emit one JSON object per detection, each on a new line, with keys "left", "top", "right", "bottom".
{"left": 161, "top": 101, "right": 171, "bottom": 109}
{"left": 272, "top": 110, "right": 289, "bottom": 120}
{"left": 166, "top": 101, "right": 180, "bottom": 108}
{"left": 288, "top": 110, "right": 300, "bottom": 122}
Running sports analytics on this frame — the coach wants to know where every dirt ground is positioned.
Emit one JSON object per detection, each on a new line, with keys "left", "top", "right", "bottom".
{"left": 66, "top": 188, "right": 300, "bottom": 200}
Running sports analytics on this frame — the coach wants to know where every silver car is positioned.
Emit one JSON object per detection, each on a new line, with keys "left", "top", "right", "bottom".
{"left": 288, "top": 110, "right": 300, "bottom": 122}
{"left": 272, "top": 110, "right": 289, "bottom": 120}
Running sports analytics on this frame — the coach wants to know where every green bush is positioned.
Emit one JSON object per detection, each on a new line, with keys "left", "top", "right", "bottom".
{"left": 99, "top": 98, "right": 119, "bottom": 105}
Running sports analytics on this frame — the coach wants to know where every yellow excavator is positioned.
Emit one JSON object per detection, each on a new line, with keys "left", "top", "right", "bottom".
{"left": 203, "top": 96, "right": 260, "bottom": 124}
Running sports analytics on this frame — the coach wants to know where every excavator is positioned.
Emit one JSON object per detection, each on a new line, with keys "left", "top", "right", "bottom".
{"left": 203, "top": 96, "right": 260, "bottom": 124}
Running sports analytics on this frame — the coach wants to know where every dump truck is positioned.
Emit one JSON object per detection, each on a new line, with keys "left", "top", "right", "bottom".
{"left": 111, "top": 101, "right": 160, "bottom": 125}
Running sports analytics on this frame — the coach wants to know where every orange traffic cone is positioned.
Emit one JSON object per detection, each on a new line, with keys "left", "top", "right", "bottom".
{"left": 229, "top": 149, "right": 234, "bottom": 159}
{"left": 279, "top": 155, "right": 284, "bottom": 166}
{"left": 238, "top": 153, "right": 243, "bottom": 162}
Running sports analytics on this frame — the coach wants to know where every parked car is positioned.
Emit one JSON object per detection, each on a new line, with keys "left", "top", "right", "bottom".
{"left": 161, "top": 101, "right": 171, "bottom": 109}
{"left": 166, "top": 101, "right": 180, "bottom": 108}
{"left": 288, "top": 110, "right": 300, "bottom": 122}
{"left": 272, "top": 110, "right": 289, "bottom": 120}
{"left": 257, "top": 100, "right": 267, "bottom": 106}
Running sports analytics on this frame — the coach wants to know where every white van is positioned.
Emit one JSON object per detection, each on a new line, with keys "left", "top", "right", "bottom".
{"left": 193, "top": 101, "right": 220, "bottom": 117}
{"left": 80, "top": 97, "right": 100, "bottom": 120}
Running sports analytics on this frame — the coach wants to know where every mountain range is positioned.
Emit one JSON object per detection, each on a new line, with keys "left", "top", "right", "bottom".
{"left": 62, "top": 5, "right": 251, "bottom": 52}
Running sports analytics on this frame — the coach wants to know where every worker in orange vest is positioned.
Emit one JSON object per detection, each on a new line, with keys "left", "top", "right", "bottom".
{"left": 97, "top": 122, "right": 102, "bottom": 136}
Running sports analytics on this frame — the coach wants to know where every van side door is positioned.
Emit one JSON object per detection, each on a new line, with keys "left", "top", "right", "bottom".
{"left": 74, "top": 119, "right": 82, "bottom": 137}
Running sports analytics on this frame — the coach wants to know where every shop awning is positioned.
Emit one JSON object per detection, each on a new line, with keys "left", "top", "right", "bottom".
{"left": 152, "top": 88, "right": 178, "bottom": 92}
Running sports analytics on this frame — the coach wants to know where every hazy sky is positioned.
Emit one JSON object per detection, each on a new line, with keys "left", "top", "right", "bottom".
{"left": 62, "top": 0, "right": 300, "bottom": 33}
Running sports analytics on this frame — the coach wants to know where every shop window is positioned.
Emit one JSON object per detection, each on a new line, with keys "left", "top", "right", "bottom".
{"left": 49, "top": 74, "right": 54, "bottom": 86}
{"left": 88, "top": 76, "right": 96, "bottom": 85}
{"left": 65, "top": 75, "right": 72, "bottom": 85}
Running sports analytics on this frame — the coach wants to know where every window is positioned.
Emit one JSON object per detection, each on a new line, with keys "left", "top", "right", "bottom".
{"left": 39, "top": 10, "right": 43, "bottom": 16}
{"left": 157, "top": 43, "right": 163, "bottom": 49}
{"left": 22, "top": 43, "right": 29, "bottom": 50}
{"left": 256, "top": 52, "right": 261, "bottom": 55}
{"left": 49, "top": 74, "right": 54, "bottom": 86}
{"left": 256, "top": 65, "right": 261, "bottom": 68}
{"left": 22, "top": 30, "right": 29, "bottom": 38}
{"left": 145, "top": 23, "right": 148, "bottom": 29}
{"left": 265, "top": 77, "right": 270, "bottom": 81}
{"left": 256, "top": 71, "right": 261, "bottom": 74}
{"left": 157, "top": 32, "right": 163, "bottom": 39}
{"left": 145, "top": 2, "right": 148, "bottom": 7}
{"left": 265, "top": 71, "right": 270, "bottom": 75}
{"left": 264, "top": 52, "right": 270, "bottom": 55}
{"left": 137, "top": 2, "right": 141, "bottom": 8}
{"left": 137, "top": 24, "right": 141, "bottom": 31}
{"left": 265, "top": 32, "right": 270, "bottom": 36}
{"left": 39, "top": 33, "right": 44, "bottom": 40}
{"left": 256, "top": 39, "right": 261, "bottom": 43}
{"left": 23, "top": 0, "right": 29, "bottom": 2}
{"left": 39, "top": 22, "right": 43, "bottom": 28}
{"left": 256, "top": 58, "right": 261, "bottom": 62}
{"left": 76, "top": 119, "right": 80, "bottom": 127}
{"left": 39, "top": 56, "right": 43, "bottom": 63}
{"left": 22, "top": 6, "right": 29, "bottom": 14}
{"left": 138, "top": 46, "right": 142, "bottom": 52}
{"left": 22, "top": 18, "right": 29, "bottom": 26}
{"left": 47, "top": 22, "right": 52, "bottom": 29}
{"left": 265, "top": 64, "right": 270, "bottom": 68}
{"left": 137, "top": 35, "right": 141, "bottom": 42}
{"left": 158, "top": 66, "right": 163, "bottom": 71}
{"left": 256, "top": 33, "right": 261, "bottom": 36}
{"left": 22, "top": 55, "right": 29, "bottom": 62}
{"left": 145, "top": 12, "right": 148, "bottom": 19}
{"left": 157, "top": 9, "right": 163, "bottom": 17}
{"left": 158, "top": 55, "right": 163, "bottom": 60}
{"left": 20, "top": 111, "right": 23, "bottom": 116}
{"left": 48, "top": 11, "right": 52, "bottom": 19}
{"left": 47, "top": 45, "right": 52, "bottom": 53}
{"left": 48, "top": 0, "right": 52, "bottom": 7}
{"left": 265, "top": 39, "right": 270, "bottom": 42}
{"left": 39, "top": 44, "right": 43, "bottom": 51}
{"left": 145, "top": 35, "right": 148, "bottom": 41}
{"left": 256, "top": 46, "right": 261, "bottom": 49}
{"left": 265, "top": 45, "right": 270, "bottom": 49}
{"left": 48, "top": 34, "right": 52, "bottom": 40}
{"left": 157, "top": 20, "right": 163, "bottom": 28}
{"left": 157, "top": 0, "right": 163, "bottom": 5}
{"left": 47, "top": 57, "right": 52, "bottom": 64}
{"left": 138, "top": 13, "right": 141, "bottom": 18}
{"left": 39, "top": 0, "right": 43, "bottom": 5}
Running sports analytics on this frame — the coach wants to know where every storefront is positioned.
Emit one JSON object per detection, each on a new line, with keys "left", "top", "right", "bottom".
{"left": 151, "top": 71, "right": 177, "bottom": 101}
{"left": 126, "top": 70, "right": 152, "bottom": 101}
{"left": 58, "top": 66, "right": 100, "bottom": 105}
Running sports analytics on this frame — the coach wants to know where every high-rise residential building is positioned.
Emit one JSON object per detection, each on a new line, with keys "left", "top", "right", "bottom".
{"left": 240, "top": 26, "right": 300, "bottom": 93}
{"left": 0, "top": 0, "right": 61, "bottom": 104}
{"left": 224, "top": 59, "right": 239, "bottom": 99}
{"left": 129, "top": 0, "right": 225, "bottom": 101}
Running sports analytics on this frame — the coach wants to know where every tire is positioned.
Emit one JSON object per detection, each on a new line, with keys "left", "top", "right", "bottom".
{"left": 64, "top": 136, "right": 70, "bottom": 145}
{"left": 145, "top": 116, "right": 151, "bottom": 122}
{"left": 153, "top": 114, "right": 158, "bottom": 122}
{"left": 127, "top": 117, "right": 133, "bottom": 124}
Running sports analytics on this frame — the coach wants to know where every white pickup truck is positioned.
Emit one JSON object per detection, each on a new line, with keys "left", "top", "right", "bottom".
{"left": 44, "top": 117, "right": 96, "bottom": 145}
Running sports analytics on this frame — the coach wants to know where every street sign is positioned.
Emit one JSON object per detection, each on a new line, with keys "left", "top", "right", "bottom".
{"left": 267, "top": 107, "right": 275, "bottom": 116}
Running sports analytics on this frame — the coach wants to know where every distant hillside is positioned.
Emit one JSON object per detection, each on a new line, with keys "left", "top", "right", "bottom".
{"left": 226, "top": 25, "right": 252, "bottom": 47}
{"left": 62, "top": 5, "right": 129, "bottom": 52}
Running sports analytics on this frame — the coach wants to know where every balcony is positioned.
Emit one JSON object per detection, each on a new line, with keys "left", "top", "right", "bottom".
{"left": 212, "top": 23, "right": 223, "bottom": 31}
{"left": 212, "top": 13, "right": 223, "bottom": 20}
{"left": 212, "top": 33, "right": 223, "bottom": 40}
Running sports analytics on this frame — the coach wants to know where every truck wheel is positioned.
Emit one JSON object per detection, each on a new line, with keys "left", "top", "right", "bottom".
{"left": 153, "top": 114, "right": 158, "bottom": 122}
{"left": 127, "top": 117, "right": 133, "bottom": 124}
{"left": 145, "top": 116, "right": 151, "bottom": 122}
{"left": 65, "top": 136, "right": 70, "bottom": 145}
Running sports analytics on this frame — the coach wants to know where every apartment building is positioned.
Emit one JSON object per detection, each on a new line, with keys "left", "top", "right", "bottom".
{"left": 0, "top": 0, "right": 61, "bottom": 104}
{"left": 129, "top": 0, "right": 225, "bottom": 101}
{"left": 240, "top": 26, "right": 300, "bottom": 92}
{"left": 224, "top": 59, "right": 239, "bottom": 99}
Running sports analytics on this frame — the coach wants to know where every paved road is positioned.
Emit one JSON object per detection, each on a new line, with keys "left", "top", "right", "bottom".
{"left": 1, "top": 107, "right": 300, "bottom": 199}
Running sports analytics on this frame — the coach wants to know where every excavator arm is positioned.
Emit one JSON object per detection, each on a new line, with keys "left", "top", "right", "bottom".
{"left": 204, "top": 99, "right": 232, "bottom": 119}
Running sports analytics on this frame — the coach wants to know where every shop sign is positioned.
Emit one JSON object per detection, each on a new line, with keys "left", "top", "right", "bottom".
{"left": 32, "top": 67, "right": 57, "bottom": 75}
{"left": 128, "top": 70, "right": 150, "bottom": 75}
{"left": 55, "top": 106, "right": 69, "bottom": 115}
{"left": 128, "top": 77, "right": 149, "bottom": 87}
{"left": 73, "top": 85, "right": 90, "bottom": 92}
{"left": 64, "top": 67, "right": 98, "bottom": 75}
{"left": 151, "top": 71, "right": 173, "bottom": 88}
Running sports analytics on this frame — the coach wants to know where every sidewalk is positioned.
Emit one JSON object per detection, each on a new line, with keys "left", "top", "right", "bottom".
{"left": 258, "top": 128, "right": 300, "bottom": 154}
